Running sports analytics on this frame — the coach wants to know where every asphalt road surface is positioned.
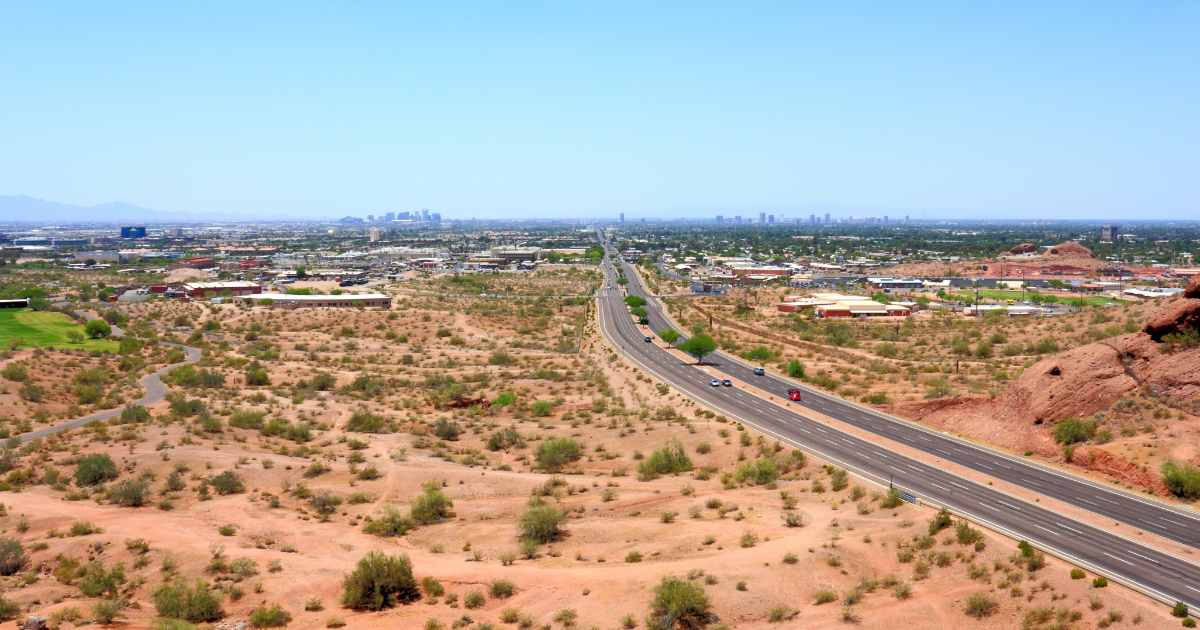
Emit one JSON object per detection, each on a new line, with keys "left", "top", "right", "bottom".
{"left": 598, "top": 249, "right": 1200, "bottom": 611}
{"left": 15, "top": 343, "right": 201, "bottom": 443}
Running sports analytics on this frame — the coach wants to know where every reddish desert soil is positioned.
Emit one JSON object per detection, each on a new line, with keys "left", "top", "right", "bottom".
{"left": 0, "top": 270, "right": 1183, "bottom": 629}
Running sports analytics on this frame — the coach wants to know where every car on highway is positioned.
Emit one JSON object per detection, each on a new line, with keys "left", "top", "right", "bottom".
{"left": 643, "top": 336, "right": 652, "bottom": 343}
{"left": 753, "top": 367, "right": 765, "bottom": 376}
{"left": 721, "top": 379, "right": 732, "bottom": 387}
{"left": 787, "top": 388, "right": 803, "bottom": 401}
{"left": 709, "top": 379, "right": 721, "bottom": 387}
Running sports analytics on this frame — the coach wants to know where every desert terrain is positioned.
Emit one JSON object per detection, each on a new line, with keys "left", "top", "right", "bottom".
{"left": 0, "top": 268, "right": 1185, "bottom": 629}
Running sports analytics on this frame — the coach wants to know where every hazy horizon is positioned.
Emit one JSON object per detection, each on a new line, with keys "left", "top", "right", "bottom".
{"left": 2, "top": 3, "right": 1198, "bottom": 221}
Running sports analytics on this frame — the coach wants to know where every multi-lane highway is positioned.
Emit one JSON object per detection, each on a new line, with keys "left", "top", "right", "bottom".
{"left": 596, "top": 248, "right": 1200, "bottom": 611}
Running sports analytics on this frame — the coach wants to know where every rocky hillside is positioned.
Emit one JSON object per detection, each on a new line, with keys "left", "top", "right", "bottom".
{"left": 901, "top": 279, "right": 1200, "bottom": 494}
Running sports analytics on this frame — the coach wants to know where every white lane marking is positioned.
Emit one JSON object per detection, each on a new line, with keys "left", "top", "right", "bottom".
{"left": 1160, "top": 517, "right": 1190, "bottom": 527}
{"left": 1127, "top": 550, "right": 1160, "bottom": 565}
{"left": 934, "top": 449, "right": 951, "bottom": 457}
{"left": 997, "top": 500, "right": 1022, "bottom": 511}
{"left": 1189, "top": 586, "right": 1200, "bottom": 594}
{"left": 904, "top": 464, "right": 923, "bottom": 473}
{"left": 1034, "top": 524, "right": 1058, "bottom": 536}
{"left": 1096, "top": 495, "right": 1119, "bottom": 505}
{"left": 876, "top": 452, "right": 889, "bottom": 459}
{"left": 1057, "top": 523, "right": 1083, "bottom": 535}
{"left": 949, "top": 481, "right": 969, "bottom": 490}
{"left": 928, "top": 482, "right": 948, "bottom": 492}
{"left": 1104, "top": 552, "right": 1134, "bottom": 566}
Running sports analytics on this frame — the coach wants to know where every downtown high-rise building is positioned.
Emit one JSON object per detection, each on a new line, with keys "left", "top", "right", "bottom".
{"left": 619, "top": 212, "right": 625, "bottom": 224}
{"left": 824, "top": 212, "right": 831, "bottom": 224}
{"left": 758, "top": 211, "right": 767, "bottom": 224}
{"left": 716, "top": 215, "right": 724, "bottom": 224}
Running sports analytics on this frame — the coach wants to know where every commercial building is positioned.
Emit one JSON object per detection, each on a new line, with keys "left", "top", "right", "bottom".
{"left": 183, "top": 281, "right": 263, "bottom": 299}
{"left": 234, "top": 292, "right": 392, "bottom": 309}
{"left": 866, "top": 277, "right": 925, "bottom": 291}
{"left": 777, "top": 293, "right": 910, "bottom": 318}
{"left": 120, "top": 226, "right": 147, "bottom": 239}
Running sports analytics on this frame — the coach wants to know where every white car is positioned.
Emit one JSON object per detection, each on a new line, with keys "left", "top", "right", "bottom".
{"left": 709, "top": 379, "right": 721, "bottom": 387}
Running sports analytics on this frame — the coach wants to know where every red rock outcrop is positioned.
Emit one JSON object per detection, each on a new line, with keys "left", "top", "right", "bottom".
{"left": 1007, "top": 242, "right": 1037, "bottom": 255}
{"left": 1047, "top": 240, "right": 1094, "bottom": 258}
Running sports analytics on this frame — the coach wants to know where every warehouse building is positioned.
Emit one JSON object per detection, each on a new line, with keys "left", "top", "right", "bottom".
{"left": 183, "top": 281, "right": 263, "bottom": 299}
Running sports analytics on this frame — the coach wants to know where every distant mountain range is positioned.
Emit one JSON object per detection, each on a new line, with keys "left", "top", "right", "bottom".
{"left": 0, "top": 195, "right": 190, "bottom": 224}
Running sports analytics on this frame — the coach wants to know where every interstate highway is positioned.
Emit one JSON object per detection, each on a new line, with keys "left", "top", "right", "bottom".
{"left": 597, "top": 253, "right": 1200, "bottom": 611}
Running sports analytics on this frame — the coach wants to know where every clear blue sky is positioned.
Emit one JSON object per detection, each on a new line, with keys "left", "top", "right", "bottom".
{"left": 2, "top": 2, "right": 1197, "bottom": 220}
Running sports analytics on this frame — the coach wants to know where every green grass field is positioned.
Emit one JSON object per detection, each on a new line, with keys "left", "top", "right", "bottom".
{"left": 0, "top": 309, "right": 119, "bottom": 352}
{"left": 945, "top": 289, "right": 1115, "bottom": 307}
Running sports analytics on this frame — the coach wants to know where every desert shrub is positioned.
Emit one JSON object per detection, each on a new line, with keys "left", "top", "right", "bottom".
{"left": 814, "top": 589, "right": 837, "bottom": 605}
{"left": 209, "top": 471, "right": 245, "bottom": 495}
{"left": 153, "top": 579, "right": 224, "bottom": 622}
{"left": 1, "top": 363, "right": 28, "bottom": 382}
{"left": 364, "top": 506, "right": 415, "bottom": 537}
{"left": 490, "top": 579, "right": 516, "bottom": 599}
{"left": 92, "top": 599, "right": 124, "bottom": 624}
{"left": 229, "top": 410, "right": 266, "bottom": 430}
{"left": 78, "top": 561, "right": 126, "bottom": 597}
{"left": 486, "top": 428, "right": 525, "bottom": 451}
{"left": 346, "top": 410, "right": 389, "bottom": 433}
{"left": 119, "top": 404, "right": 151, "bottom": 423}
{"left": 955, "top": 520, "right": 984, "bottom": 545}
{"left": 928, "top": 508, "right": 953, "bottom": 535}
{"left": 420, "top": 576, "right": 445, "bottom": 598}
{"left": 410, "top": 482, "right": 454, "bottom": 525}
{"left": 638, "top": 440, "right": 693, "bottom": 481}
{"left": 529, "top": 400, "right": 554, "bottom": 417}
{"left": 0, "top": 596, "right": 15, "bottom": 622}
{"left": 733, "top": 458, "right": 778, "bottom": 486}
{"left": 535, "top": 438, "right": 582, "bottom": 471}
{"left": 1070, "top": 568, "right": 1086, "bottom": 580}
{"left": 108, "top": 478, "right": 151, "bottom": 507}
{"left": 829, "top": 468, "right": 848, "bottom": 491}
{"left": 964, "top": 592, "right": 998, "bottom": 618}
{"left": 244, "top": 362, "right": 270, "bottom": 386}
{"left": 786, "top": 360, "right": 805, "bottom": 379}
{"left": 75, "top": 453, "right": 118, "bottom": 486}
{"left": 464, "top": 590, "right": 485, "bottom": 609}
{"left": 341, "top": 552, "right": 420, "bottom": 611}
{"left": 1162, "top": 461, "right": 1200, "bottom": 499}
{"left": 519, "top": 502, "right": 565, "bottom": 544}
{"left": 646, "top": 576, "right": 714, "bottom": 630}
{"left": 432, "top": 419, "right": 461, "bottom": 441}
{"left": 249, "top": 603, "right": 292, "bottom": 627}
{"left": 0, "top": 537, "right": 27, "bottom": 575}
{"left": 1173, "top": 602, "right": 1190, "bottom": 618}
{"left": 310, "top": 491, "right": 344, "bottom": 517}
{"left": 1053, "top": 418, "right": 1097, "bottom": 445}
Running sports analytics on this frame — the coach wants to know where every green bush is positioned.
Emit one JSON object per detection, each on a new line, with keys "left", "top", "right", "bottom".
{"left": 119, "top": 404, "right": 151, "bottom": 423}
{"left": 93, "top": 599, "right": 124, "bottom": 624}
{"left": 733, "top": 458, "right": 778, "bottom": 486}
{"left": 153, "top": 579, "right": 224, "bottom": 622}
{"left": 786, "top": 359, "right": 806, "bottom": 379}
{"left": 346, "top": 410, "right": 389, "bottom": 433}
{"left": 519, "top": 503, "right": 565, "bottom": 544}
{"left": 529, "top": 400, "right": 554, "bottom": 417}
{"left": 490, "top": 579, "right": 516, "bottom": 599}
{"left": 78, "top": 561, "right": 126, "bottom": 598}
{"left": 364, "top": 506, "right": 415, "bottom": 538}
{"left": 646, "top": 576, "right": 714, "bottom": 630}
{"left": 486, "top": 428, "right": 525, "bottom": 451}
{"left": 1173, "top": 602, "right": 1189, "bottom": 618}
{"left": 108, "top": 478, "right": 151, "bottom": 507}
{"left": 410, "top": 482, "right": 454, "bottom": 525}
{"left": 341, "top": 552, "right": 421, "bottom": 611}
{"left": 0, "top": 537, "right": 27, "bottom": 576}
{"left": 535, "top": 438, "right": 582, "bottom": 471}
{"left": 432, "top": 419, "right": 461, "bottom": 441}
{"left": 229, "top": 410, "right": 266, "bottom": 430}
{"left": 75, "top": 453, "right": 118, "bottom": 486}
{"left": 249, "top": 603, "right": 292, "bottom": 627}
{"left": 0, "top": 595, "right": 19, "bottom": 621}
{"left": 1162, "top": 461, "right": 1200, "bottom": 499}
{"left": 208, "top": 471, "right": 245, "bottom": 495}
{"left": 637, "top": 440, "right": 693, "bottom": 480}
{"left": 85, "top": 318, "right": 112, "bottom": 339}
{"left": 1053, "top": 418, "right": 1097, "bottom": 445}
{"left": 928, "top": 508, "right": 953, "bottom": 535}
{"left": 244, "top": 362, "right": 270, "bottom": 386}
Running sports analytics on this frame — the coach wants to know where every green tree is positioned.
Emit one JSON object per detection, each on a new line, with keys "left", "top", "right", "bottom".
{"left": 84, "top": 318, "right": 112, "bottom": 339}
{"left": 678, "top": 334, "right": 717, "bottom": 364}
{"left": 657, "top": 328, "right": 680, "bottom": 346}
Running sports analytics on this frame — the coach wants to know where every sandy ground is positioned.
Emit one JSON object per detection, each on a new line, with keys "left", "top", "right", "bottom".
{"left": 0, "top": 270, "right": 1182, "bottom": 629}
